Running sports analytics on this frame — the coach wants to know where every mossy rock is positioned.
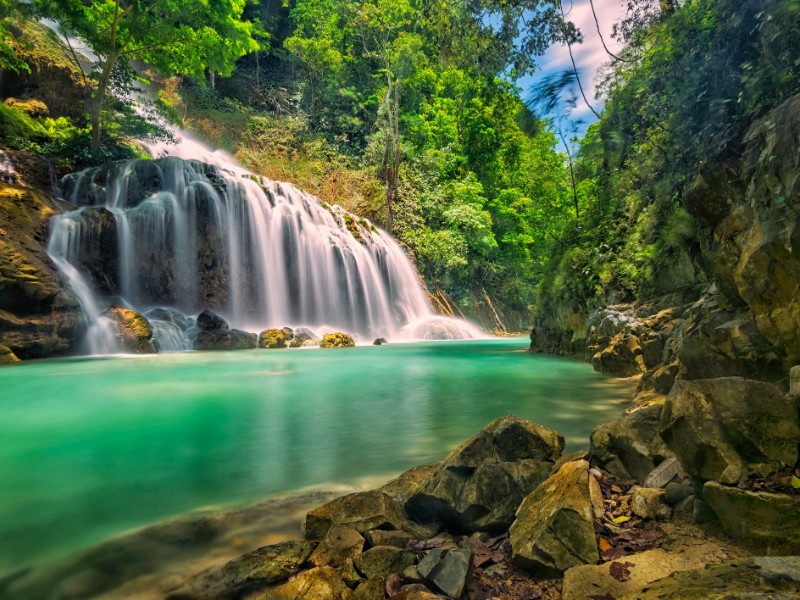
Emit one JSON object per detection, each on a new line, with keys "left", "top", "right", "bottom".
{"left": 320, "top": 332, "right": 355, "bottom": 348}
{"left": 102, "top": 305, "right": 156, "bottom": 354}
{"left": 259, "top": 328, "right": 288, "bottom": 349}
{"left": 0, "top": 343, "right": 20, "bottom": 364}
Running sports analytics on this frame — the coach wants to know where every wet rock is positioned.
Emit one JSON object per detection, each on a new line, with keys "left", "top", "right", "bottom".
{"left": 0, "top": 343, "right": 20, "bottom": 364}
{"left": 510, "top": 460, "right": 600, "bottom": 577}
{"left": 191, "top": 310, "right": 255, "bottom": 350}
{"left": 259, "top": 328, "right": 288, "bottom": 349}
{"left": 660, "top": 378, "right": 800, "bottom": 484}
{"left": 309, "top": 525, "right": 365, "bottom": 569}
{"left": 321, "top": 332, "right": 356, "bottom": 348}
{"left": 703, "top": 482, "right": 800, "bottom": 551}
{"left": 196, "top": 309, "right": 229, "bottom": 332}
{"left": 406, "top": 416, "right": 563, "bottom": 532}
{"left": 102, "top": 305, "right": 156, "bottom": 354}
{"left": 627, "top": 556, "right": 800, "bottom": 599}
{"left": 339, "top": 558, "right": 364, "bottom": 587}
{"left": 354, "top": 546, "right": 415, "bottom": 579}
{"left": 305, "top": 491, "right": 407, "bottom": 542}
{"left": 590, "top": 404, "right": 674, "bottom": 483}
{"left": 145, "top": 307, "right": 191, "bottom": 331}
{"left": 167, "top": 540, "right": 313, "bottom": 600}
{"left": 373, "top": 337, "right": 388, "bottom": 345}
{"left": 263, "top": 566, "right": 352, "bottom": 599}
{"left": 630, "top": 488, "right": 672, "bottom": 521}
{"left": 0, "top": 182, "right": 85, "bottom": 359}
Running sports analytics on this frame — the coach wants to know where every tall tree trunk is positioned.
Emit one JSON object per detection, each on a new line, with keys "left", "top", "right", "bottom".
{"left": 90, "top": 54, "right": 118, "bottom": 150}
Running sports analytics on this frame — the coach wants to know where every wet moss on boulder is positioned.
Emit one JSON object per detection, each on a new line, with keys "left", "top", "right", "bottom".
{"left": 259, "top": 328, "right": 288, "bottom": 349}
{"left": 102, "top": 305, "right": 156, "bottom": 354}
{"left": 321, "top": 332, "right": 355, "bottom": 348}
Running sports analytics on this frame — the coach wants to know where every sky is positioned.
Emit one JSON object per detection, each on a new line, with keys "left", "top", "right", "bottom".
{"left": 521, "top": 0, "right": 628, "bottom": 143}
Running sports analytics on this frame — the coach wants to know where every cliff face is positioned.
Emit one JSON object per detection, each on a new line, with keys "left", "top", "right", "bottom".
{"left": 533, "top": 92, "right": 800, "bottom": 388}
{"left": 0, "top": 150, "right": 85, "bottom": 359}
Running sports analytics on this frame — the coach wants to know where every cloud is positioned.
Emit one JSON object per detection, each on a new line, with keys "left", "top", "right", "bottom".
{"left": 520, "top": 0, "right": 627, "bottom": 145}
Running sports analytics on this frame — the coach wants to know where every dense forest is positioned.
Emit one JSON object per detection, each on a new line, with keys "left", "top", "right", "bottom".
{"left": 1, "top": 0, "right": 799, "bottom": 331}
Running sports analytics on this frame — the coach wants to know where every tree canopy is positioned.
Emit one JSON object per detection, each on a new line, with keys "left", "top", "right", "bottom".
{"left": 34, "top": 0, "right": 262, "bottom": 147}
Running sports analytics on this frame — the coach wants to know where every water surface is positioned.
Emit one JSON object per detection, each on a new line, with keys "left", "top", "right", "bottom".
{"left": 0, "top": 339, "right": 634, "bottom": 574}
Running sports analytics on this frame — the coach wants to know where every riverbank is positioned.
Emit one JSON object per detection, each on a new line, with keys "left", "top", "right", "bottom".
{"left": 4, "top": 403, "right": 798, "bottom": 600}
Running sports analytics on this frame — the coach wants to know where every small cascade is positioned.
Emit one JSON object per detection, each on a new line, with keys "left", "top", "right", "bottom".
{"left": 47, "top": 213, "right": 119, "bottom": 354}
{"left": 48, "top": 128, "right": 485, "bottom": 350}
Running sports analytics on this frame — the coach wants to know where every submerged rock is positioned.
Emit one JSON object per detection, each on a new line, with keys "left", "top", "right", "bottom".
{"left": 102, "top": 305, "right": 156, "bottom": 354}
{"left": 659, "top": 377, "right": 800, "bottom": 484}
{"left": 406, "top": 416, "right": 563, "bottom": 532}
{"left": 373, "top": 337, "right": 388, "bottom": 346}
{"left": 510, "top": 459, "right": 600, "bottom": 577}
{"left": 167, "top": 540, "right": 313, "bottom": 600}
{"left": 321, "top": 332, "right": 356, "bottom": 348}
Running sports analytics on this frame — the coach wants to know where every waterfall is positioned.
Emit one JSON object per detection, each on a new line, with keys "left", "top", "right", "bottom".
{"left": 47, "top": 127, "right": 484, "bottom": 351}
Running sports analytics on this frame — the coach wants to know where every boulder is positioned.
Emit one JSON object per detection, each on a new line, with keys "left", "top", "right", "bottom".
{"left": 167, "top": 541, "right": 313, "bottom": 600}
{"left": 305, "top": 491, "right": 407, "bottom": 542}
{"left": 659, "top": 378, "right": 800, "bottom": 484}
{"left": 590, "top": 404, "right": 674, "bottom": 483}
{"left": 309, "top": 525, "right": 365, "bottom": 569}
{"left": 354, "top": 546, "right": 415, "bottom": 579}
{"left": 703, "top": 482, "right": 800, "bottom": 552}
{"left": 510, "top": 460, "right": 600, "bottom": 577}
{"left": 196, "top": 309, "right": 228, "bottom": 332}
{"left": 406, "top": 416, "right": 563, "bottom": 532}
{"left": 144, "top": 307, "right": 191, "bottom": 331}
{"left": 563, "top": 546, "right": 718, "bottom": 600}
{"left": 630, "top": 487, "right": 672, "bottom": 521}
{"left": 625, "top": 556, "right": 800, "bottom": 599}
{"left": 0, "top": 343, "right": 20, "bottom": 364}
{"left": 373, "top": 337, "right": 388, "bottom": 346}
{"left": 260, "top": 328, "right": 288, "bottom": 349}
{"left": 192, "top": 310, "right": 256, "bottom": 350}
{"left": 102, "top": 305, "right": 156, "bottom": 354}
{"left": 352, "top": 576, "right": 386, "bottom": 600}
{"left": 416, "top": 548, "right": 472, "bottom": 598}
{"left": 321, "top": 332, "right": 356, "bottom": 348}
{"left": 263, "top": 566, "right": 352, "bottom": 600}
{"left": 379, "top": 463, "right": 439, "bottom": 506}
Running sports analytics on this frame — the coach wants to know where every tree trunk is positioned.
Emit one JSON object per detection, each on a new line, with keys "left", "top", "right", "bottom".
{"left": 90, "top": 53, "right": 119, "bottom": 150}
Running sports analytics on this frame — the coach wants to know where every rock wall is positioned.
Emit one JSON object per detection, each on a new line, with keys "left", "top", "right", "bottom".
{"left": 533, "top": 92, "right": 800, "bottom": 389}
{"left": 0, "top": 151, "right": 85, "bottom": 359}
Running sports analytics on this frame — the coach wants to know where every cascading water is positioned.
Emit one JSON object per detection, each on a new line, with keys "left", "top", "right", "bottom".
{"left": 47, "top": 128, "right": 484, "bottom": 351}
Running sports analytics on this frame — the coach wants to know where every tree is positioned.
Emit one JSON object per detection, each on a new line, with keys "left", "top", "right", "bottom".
{"left": 34, "top": 0, "right": 261, "bottom": 148}
{"left": 0, "top": 0, "right": 30, "bottom": 75}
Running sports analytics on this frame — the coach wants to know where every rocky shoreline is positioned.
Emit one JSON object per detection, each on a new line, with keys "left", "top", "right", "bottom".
{"left": 4, "top": 408, "right": 796, "bottom": 600}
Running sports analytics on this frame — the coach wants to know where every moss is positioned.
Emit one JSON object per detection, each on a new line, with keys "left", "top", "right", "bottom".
{"left": 0, "top": 344, "right": 21, "bottom": 365}
{"left": 320, "top": 332, "right": 355, "bottom": 348}
{"left": 259, "top": 327, "right": 288, "bottom": 349}
{"left": 102, "top": 305, "right": 156, "bottom": 353}
{"left": 343, "top": 213, "right": 365, "bottom": 244}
